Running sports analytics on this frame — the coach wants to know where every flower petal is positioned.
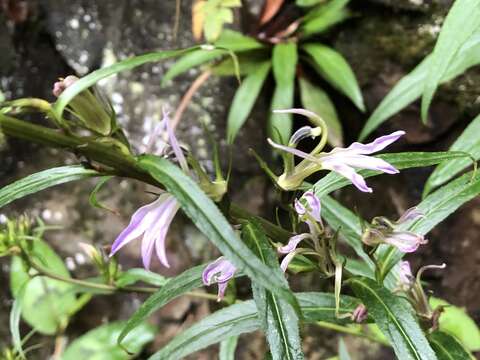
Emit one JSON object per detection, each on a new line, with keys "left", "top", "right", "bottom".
{"left": 347, "top": 131, "right": 405, "bottom": 154}
{"left": 216, "top": 281, "right": 229, "bottom": 301}
{"left": 327, "top": 154, "right": 399, "bottom": 174}
{"left": 325, "top": 163, "right": 372, "bottom": 193}
{"left": 141, "top": 231, "right": 156, "bottom": 270}
{"left": 165, "top": 109, "right": 189, "bottom": 172}
{"left": 303, "top": 191, "right": 321, "bottom": 222}
{"left": 278, "top": 233, "right": 311, "bottom": 254}
{"left": 397, "top": 207, "right": 424, "bottom": 224}
{"left": 267, "top": 138, "right": 318, "bottom": 162}
{"left": 398, "top": 260, "right": 413, "bottom": 286}
{"left": 202, "top": 257, "right": 236, "bottom": 285}
{"left": 384, "top": 231, "right": 427, "bottom": 253}
{"left": 280, "top": 251, "right": 297, "bottom": 272}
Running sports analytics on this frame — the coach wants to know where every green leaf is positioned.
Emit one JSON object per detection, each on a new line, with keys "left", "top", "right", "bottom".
{"left": 219, "top": 336, "right": 239, "bottom": 360}
{"left": 429, "top": 297, "right": 480, "bottom": 352}
{"left": 0, "top": 165, "right": 99, "bottom": 209}
{"left": 138, "top": 155, "right": 300, "bottom": 309}
{"left": 10, "top": 285, "right": 26, "bottom": 359}
{"left": 53, "top": 48, "right": 197, "bottom": 118}
{"left": 117, "top": 264, "right": 205, "bottom": 345}
{"left": 162, "top": 49, "right": 224, "bottom": 85}
{"left": 421, "top": 0, "right": 480, "bottom": 122}
{"left": 424, "top": 113, "right": 480, "bottom": 194}
{"left": 63, "top": 321, "right": 155, "bottom": 360}
{"left": 213, "top": 51, "right": 270, "bottom": 76}
{"left": 215, "top": 29, "right": 265, "bottom": 52}
{"left": 303, "top": 43, "right": 364, "bottom": 111}
{"left": 359, "top": 32, "right": 480, "bottom": 141}
{"left": 301, "top": 0, "right": 351, "bottom": 37}
{"left": 89, "top": 176, "right": 118, "bottom": 214}
{"left": 243, "top": 221, "right": 304, "bottom": 360}
{"left": 428, "top": 331, "right": 475, "bottom": 360}
{"left": 299, "top": 77, "right": 343, "bottom": 147}
{"left": 227, "top": 61, "right": 271, "bottom": 143}
{"left": 269, "top": 42, "right": 298, "bottom": 144}
{"left": 350, "top": 277, "right": 437, "bottom": 360}
{"left": 149, "top": 292, "right": 360, "bottom": 359}
{"left": 10, "top": 240, "right": 79, "bottom": 335}
{"left": 115, "top": 268, "right": 168, "bottom": 288}
{"left": 297, "top": 0, "right": 328, "bottom": 7}
{"left": 312, "top": 152, "right": 467, "bottom": 197}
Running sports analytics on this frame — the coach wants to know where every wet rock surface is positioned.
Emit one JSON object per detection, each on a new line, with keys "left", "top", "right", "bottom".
{"left": 0, "top": 0, "right": 479, "bottom": 359}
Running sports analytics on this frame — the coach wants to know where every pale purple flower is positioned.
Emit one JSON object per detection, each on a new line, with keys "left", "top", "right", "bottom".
{"left": 384, "top": 231, "right": 428, "bottom": 253}
{"left": 110, "top": 108, "right": 186, "bottom": 270}
{"left": 110, "top": 193, "right": 179, "bottom": 269}
{"left": 351, "top": 304, "right": 368, "bottom": 323}
{"left": 52, "top": 75, "right": 78, "bottom": 97}
{"left": 278, "top": 233, "right": 311, "bottom": 272}
{"left": 202, "top": 257, "right": 237, "bottom": 301}
{"left": 295, "top": 190, "right": 322, "bottom": 223}
{"left": 269, "top": 129, "right": 405, "bottom": 192}
{"left": 397, "top": 207, "right": 424, "bottom": 224}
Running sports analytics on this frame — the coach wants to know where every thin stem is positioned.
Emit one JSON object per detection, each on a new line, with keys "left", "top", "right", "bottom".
{"left": 172, "top": 69, "right": 212, "bottom": 130}
{"left": 315, "top": 321, "right": 390, "bottom": 346}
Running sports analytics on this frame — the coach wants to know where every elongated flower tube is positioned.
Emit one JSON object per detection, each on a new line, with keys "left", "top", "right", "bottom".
{"left": 383, "top": 231, "right": 428, "bottom": 253}
{"left": 267, "top": 109, "right": 405, "bottom": 192}
{"left": 110, "top": 108, "right": 185, "bottom": 269}
{"left": 202, "top": 257, "right": 237, "bottom": 301}
{"left": 110, "top": 193, "right": 179, "bottom": 269}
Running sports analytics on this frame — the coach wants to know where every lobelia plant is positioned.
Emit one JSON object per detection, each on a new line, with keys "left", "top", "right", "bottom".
{"left": 0, "top": 25, "right": 480, "bottom": 360}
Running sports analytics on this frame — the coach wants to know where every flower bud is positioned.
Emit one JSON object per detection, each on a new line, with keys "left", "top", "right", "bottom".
{"left": 351, "top": 304, "right": 368, "bottom": 323}
{"left": 53, "top": 75, "right": 115, "bottom": 136}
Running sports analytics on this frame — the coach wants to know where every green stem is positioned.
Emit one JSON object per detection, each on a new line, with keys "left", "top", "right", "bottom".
{"left": 0, "top": 113, "right": 290, "bottom": 242}
{"left": 316, "top": 321, "right": 390, "bottom": 346}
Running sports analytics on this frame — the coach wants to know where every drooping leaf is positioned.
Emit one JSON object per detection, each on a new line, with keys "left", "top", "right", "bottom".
{"left": 359, "top": 32, "right": 480, "bottom": 141}
{"left": 312, "top": 152, "right": 467, "bottom": 197}
{"left": 53, "top": 48, "right": 198, "bottom": 118}
{"left": 139, "top": 156, "right": 299, "bottom": 311}
{"left": 301, "top": 0, "right": 351, "bottom": 37}
{"left": 149, "top": 292, "right": 360, "bottom": 359}
{"left": 428, "top": 331, "right": 475, "bottom": 360}
{"left": 429, "top": 297, "right": 480, "bottom": 352}
{"left": 63, "top": 321, "right": 155, "bottom": 360}
{"left": 299, "top": 77, "right": 343, "bottom": 147}
{"left": 350, "top": 277, "right": 437, "bottom": 360}
{"left": 88, "top": 176, "right": 118, "bottom": 214}
{"left": 421, "top": 0, "right": 480, "bottom": 122}
{"left": 219, "top": 336, "right": 239, "bottom": 360}
{"left": 424, "top": 113, "right": 480, "bottom": 194}
{"left": 269, "top": 42, "right": 298, "bottom": 144}
{"left": 303, "top": 43, "right": 364, "bottom": 111}
{"left": 0, "top": 165, "right": 99, "bottom": 209}
{"left": 9, "top": 285, "right": 26, "bottom": 359}
{"left": 227, "top": 61, "right": 271, "bottom": 143}
{"left": 244, "top": 221, "right": 304, "bottom": 360}
{"left": 117, "top": 265, "right": 205, "bottom": 345}
{"left": 115, "top": 268, "right": 168, "bottom": 288}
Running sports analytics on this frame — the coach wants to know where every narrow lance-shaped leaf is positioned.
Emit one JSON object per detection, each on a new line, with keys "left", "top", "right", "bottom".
{"left": 138, "top": 156, "right": 300, "bottom": 311}
{"left": 244, "top": 221, "right": 304, "bottom": 360}
{"left": 377, "top": 169, "right": 480, "bottom": 283}
{"left": 359, "top": 32, "right": 480, "bottom": 141}
{"left": 421, "top": 0, "right": 480, "bottom": 122}
{"left": 0, "top": 166, "right": 99, "bottom": 209}
{"left": 428, "top": 331, "right": 475, "bottom": 360}
{"left": 299, "top": 77, "right": 343, "bottom": 147}
{"left": 350, "top": 277, "right": 437, "bottom": 360}
{"left": 424, "top": 113, "right": 480, "bottom": 194}
{"left": 227, "top": 61, "right": 271, "bottom": 143}
{"left": 269, "top": 42, "right": 298, "bottom": 144}
{"left": 53, "top": 47, "right": 199, "bottom": 118}
{"left": 117, "top": 265, "right": 205, "bottom": 345}
{"left": 149, "top": 292, "right": 360, "bottom": 360}
{"left": 303, "top": 43, "right": 364, "bottom": 111}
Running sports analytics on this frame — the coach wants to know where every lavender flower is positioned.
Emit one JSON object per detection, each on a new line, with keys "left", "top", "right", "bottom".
{"left": 267, "top": 109, "right": 405, "bottom": 192}
{"left": 110, "top": 108, "right": 186, "bottom": 269}
{"left": 383, "top": 231, "right": 428, "bottom": 253}
{"left": 110, "top": 193, "right": 179, "bottom": 269}
{"left": 278, "top": 233, "right": 311, "bottom": 272}
{"left": 397, "top": 260, "right": 413, "bottom": 291}
{"left": 202, "top": 257, "right": 237, "bottom": 301}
